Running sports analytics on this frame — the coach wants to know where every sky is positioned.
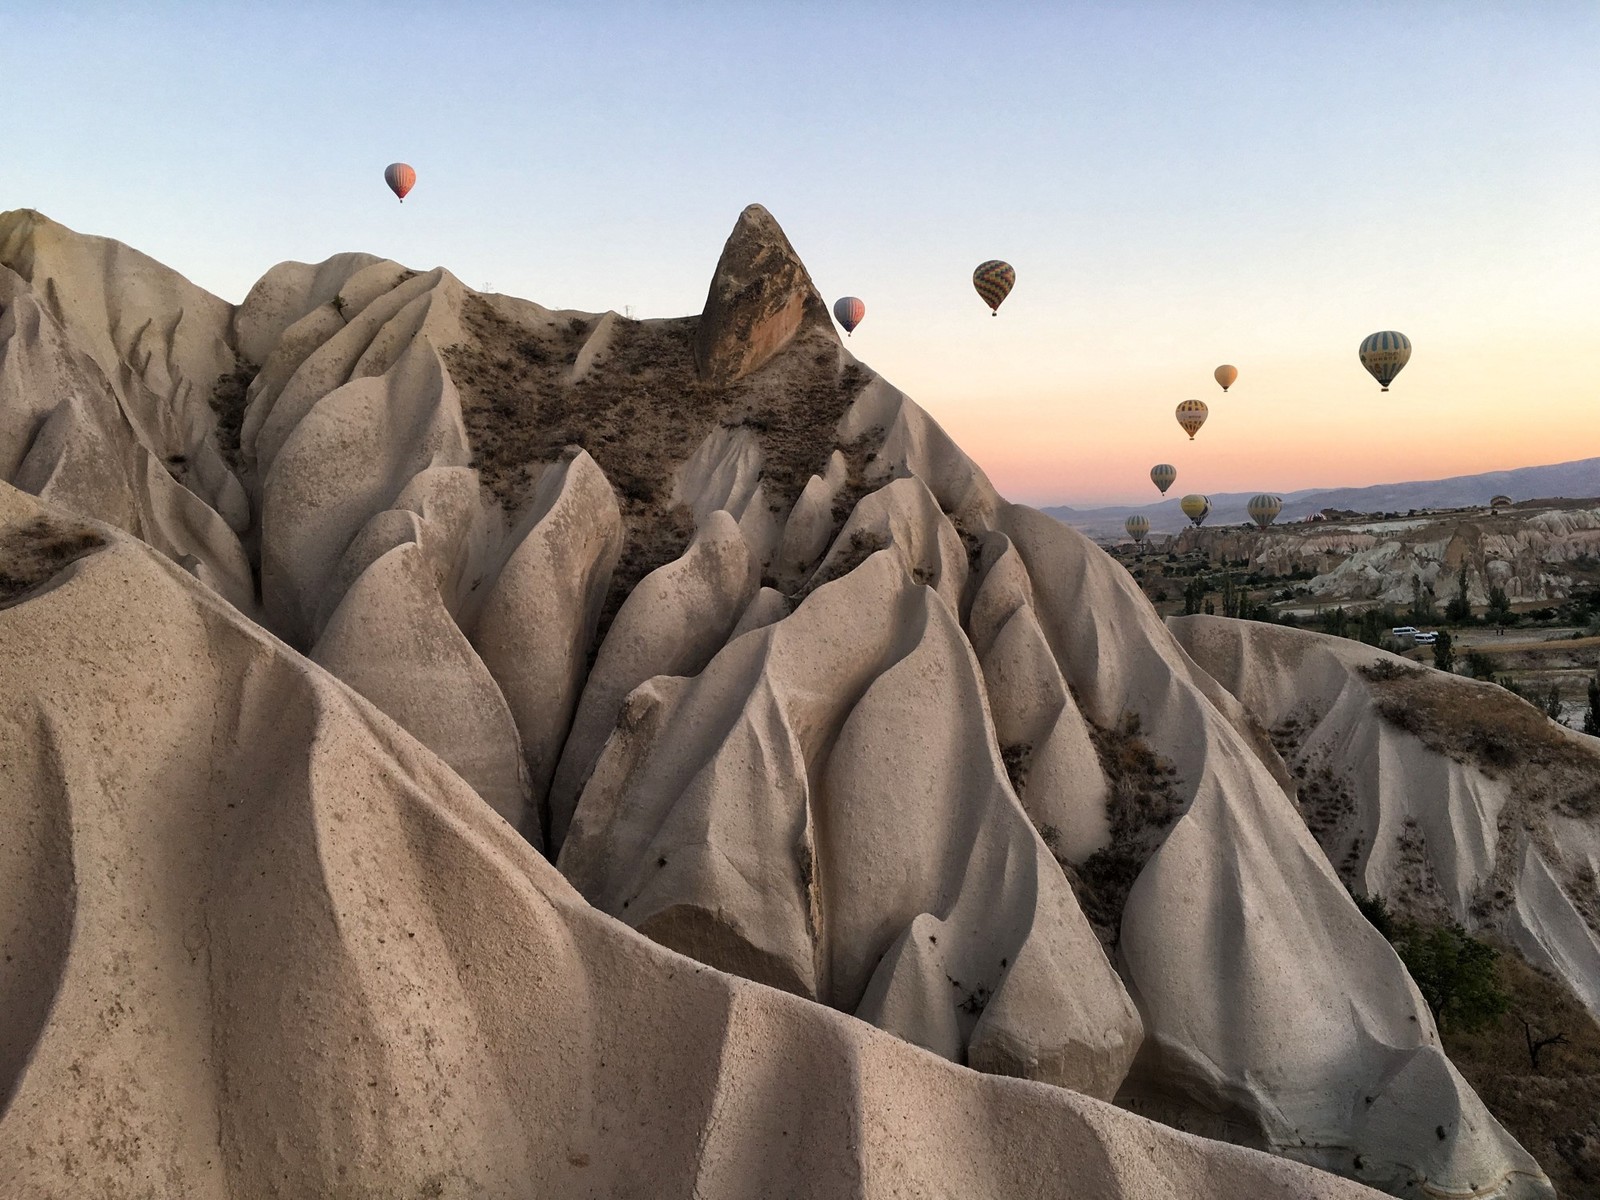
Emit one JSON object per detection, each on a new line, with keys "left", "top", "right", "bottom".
{"left": 8, "top": 2, "right": 1599, "bottom": 506}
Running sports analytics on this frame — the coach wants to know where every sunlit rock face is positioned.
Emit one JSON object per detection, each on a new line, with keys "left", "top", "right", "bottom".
{"left": 0, "top": 202, "right": 1569, "bottom": 1199}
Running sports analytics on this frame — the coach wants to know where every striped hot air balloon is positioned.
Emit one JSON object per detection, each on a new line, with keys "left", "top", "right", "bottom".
{"left": 1125, "top": 515, "right": 1150, "bottom": 544}
{"left": 1150, "top": 463, "right": 1177, "bottom": 495}
{"left": 1180, "top": 494, "right": 1212, "bottom": 528}
{"left": 1175, "top": 399, "right": 1208, "bottom": 440}
{"left": 972, "top": 260, "right": 1015, "bottom": 315}
{"left": 1359, "top": 331, "right": 1411, "bottom": 391}
{"left": 1214, "top": 364, "right": 1237, "bottom": 392}
{"left": 1247, "top": 494, "right": 1283, "bottom": 528}
{"left": 384, "top": 162, "right": 416, "bottom": 202}
{"left": 833, "top": 296, "right": 865, "bottom": 336}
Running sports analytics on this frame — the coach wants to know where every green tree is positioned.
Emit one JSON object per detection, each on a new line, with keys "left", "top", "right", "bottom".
{"left": 1584, "top": 674, "right": 1600, "bottom": 737}
{"left": 1432, "top": 629, "right": 1455, "bottom": 672}
{"left": 1392, "top": 921, "right": 1509, "bottom": 1032}
{"left": 1465, "top": 651, "right": 1497, "bottom": 680}
{"left": 1445, "top": 561, "right": 1473, "bottom": 624}
{"left": 1355, "top": 896, "right": 1509, "bottom": 1033}
{"left": 1486, "top": 584, "right": 1513, "bottom": 626}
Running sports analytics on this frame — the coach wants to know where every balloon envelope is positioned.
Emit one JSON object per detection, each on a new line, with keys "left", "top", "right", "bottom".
{"left": 833, "top": 296, "right": 865, "bottom": 335}
{"left": 972, "top": 260, "right": 1016, "bottom": 314}
{"left": 1150, "top": 463, "right": 1177, "bottom": 494}
{"left": 1359, "top": 331, "right": 1411, "bottom": 391}
{"left": 1175, "top": 400, "right": 1208, "bottom": 440}
{"left": 1214, "top": 364, "right": 1237, "bottom": 392}
{"left": 1180, "top": 494, "right": 1211, "bottom": 527}
{"left": 1247, "top": 494, "right": 1282, "bottom": 528}
{"left": 384, "top": 163, "right": 416, "bottom": 202}
{"left": 1125, "top": 515, "right": 1150, "bottom": 543}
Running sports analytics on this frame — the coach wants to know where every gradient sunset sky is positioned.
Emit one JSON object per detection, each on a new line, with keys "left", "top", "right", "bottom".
{"left": 11, "top": 2, "right": 1598, "bottom": 505}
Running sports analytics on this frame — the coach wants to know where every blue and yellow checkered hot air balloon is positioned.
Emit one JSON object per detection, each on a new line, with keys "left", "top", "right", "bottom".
{"left": 1359, "top": 331, "right": 1411, "bottom": 391}
{"left": 972, "top": 260, "right": 1015, "bottom": 315}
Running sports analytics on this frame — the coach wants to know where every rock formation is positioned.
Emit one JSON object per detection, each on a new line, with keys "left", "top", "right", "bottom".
{"left": 2, "top": 203, "right": 1586, "bottom": 1197}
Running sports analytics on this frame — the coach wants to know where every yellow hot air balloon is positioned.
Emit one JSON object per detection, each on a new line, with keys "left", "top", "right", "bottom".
{"left": 1247, "top": 494, "right": 1282, "bottom": 528}
{"left": 1125, "top": 514, "right": 1150, "bottom": 544}
{"left": 1180, "top": 494, "right": 1211, "bottom": 527}
{"left": 1176, "top": 400, "right": 1208, "bottom": 440}
{"left": 1214, "top": 364, "right": 1237, "bottom": 392}
{"left": 1150, "top": 463, "right": 1177, "bottom": 494}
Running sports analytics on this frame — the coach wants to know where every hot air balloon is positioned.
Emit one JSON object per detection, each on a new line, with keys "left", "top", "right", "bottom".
{"left": 384, "top": 163, "right": 416, "bottom": 203}
{"left": 1247, "top": 494, "right": 1282, "bottom": 528}
{"left": 972, "top": 260, "right": 1015, "bottom": 315}
{"left": 1214, "top": 364, "right": 1237, "bottom": 392}
{"left": 1150, "top": 463, "right": 1177, "bottom": 495}
{"left": 833, "top": 296, "right": 865, "bottom": 336}
{"left": 1175, "top": 400, "right": 1208, "bottom": 440}
{"left": 1359, "top": 331, "right": 1411, "bottom": 391}
{"left": 1180, "top": 494, "right": 1212, "bottom": 528}
{"left": 1125, "top": 515, "right": 1150, "bottom": 545}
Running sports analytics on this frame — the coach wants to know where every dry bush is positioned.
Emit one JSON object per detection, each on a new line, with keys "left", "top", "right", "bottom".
{"left": 1063, "top": 711, "right": 1183, "bottom": 948}
{"left": 0, "top": 517, "right": 106, "bottom": 605}
{"left": 445, "top": 297, "right": 870, "bottom": 644}
{"left": 208, "top": 355, "right": 256, "bottom": 472}
{"left": 1366, "top": 669, "right": 1598, "bottom": 780}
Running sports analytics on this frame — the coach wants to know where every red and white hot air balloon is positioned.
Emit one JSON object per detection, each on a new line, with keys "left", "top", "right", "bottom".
{"left": 384, "top": 163, "right": 416, "bottom": 202}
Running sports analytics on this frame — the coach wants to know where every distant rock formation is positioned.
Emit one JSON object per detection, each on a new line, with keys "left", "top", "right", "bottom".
{"left": 1178, "top": 508, "right": 1600, "bottom": 605}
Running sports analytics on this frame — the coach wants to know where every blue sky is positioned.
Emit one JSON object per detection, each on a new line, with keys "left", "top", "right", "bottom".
{"left": 9, "top": 2, "right": 1599, "bottom": 503}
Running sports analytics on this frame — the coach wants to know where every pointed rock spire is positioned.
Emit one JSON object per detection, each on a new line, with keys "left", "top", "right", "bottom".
{"left": 693, "top": 204, "right": 834, "bottom": 386}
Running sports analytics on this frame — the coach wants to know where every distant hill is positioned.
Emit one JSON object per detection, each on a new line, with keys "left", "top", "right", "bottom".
{"left": 1047, "top": 457, "right": 1600, "bottom": 538}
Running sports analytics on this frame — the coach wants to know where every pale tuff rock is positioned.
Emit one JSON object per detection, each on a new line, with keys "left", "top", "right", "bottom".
{"left": 0, "top": 211, "right": 252, "bottom": 606}
{"left": 231, "top": 251, "right": 388, "bottom": 366}
{"left": 693, "top": 203, "right": 835, "bottom": 386}
{"left": 471, "top": 451, "right": 621, "bottom": 832}
{"left": 547, "top": 509, "right": 757, "bottom": 849}
{"left": 0, "top": 206, "right": 1573, "bottom": 1198}
{"left": 260, "top": 337, "right": 472, "bottom": 643}
{"left": 1171, "top": 614, "right": 1600, "bottom": 1025}
{"left": 312, "top": 542, "right": 532, "bottom": 834}
{"left": 671, "top": 423, "right": 782, "bottom": 568}
{"left": 968, "top": 531, "right": 1111, "bottom": 862}
{"left": 561, "top": 548, "right": 1145, "bottom": 1098}
{"left": 0, "top": 489, "right": 1383, "bottom": 1199}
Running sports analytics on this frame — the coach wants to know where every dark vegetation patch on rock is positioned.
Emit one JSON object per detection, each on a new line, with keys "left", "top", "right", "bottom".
{"left": 0, "top": 516, "right": 106, "bottom": 606}
{"left": 1062, "top": 710, "right": 1183, "bottom": 949}
{"left": 447, "top": 293, "right": 871, "bottom": 644}
{"left": 208, "top": 355, "right": 256, "bottom": 474}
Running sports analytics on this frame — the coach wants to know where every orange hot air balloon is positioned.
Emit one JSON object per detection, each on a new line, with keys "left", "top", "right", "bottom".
{"left": 1175, "top": 399, "right": 1208, "bottom": 440}
{"left": 1214, "top": 364, "right": 1237, "bottom": 392}
{"left": 384, "top": 163, "right": 417, "bottom": 202}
